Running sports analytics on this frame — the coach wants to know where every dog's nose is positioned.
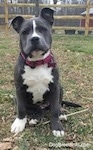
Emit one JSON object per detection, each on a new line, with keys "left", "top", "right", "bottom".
{"left": 31, "top": 36, "right": 39, "bottom": 44}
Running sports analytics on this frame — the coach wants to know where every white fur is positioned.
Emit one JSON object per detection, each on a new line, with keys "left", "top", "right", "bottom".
{"left": 52, "top": 130, "right": 64, "bottom": 137}
{"left": 22, "top": 64, "right": 53, "bottom": 103}
{"left": 59, "top": 114, "right": 67, "bottom": 121}
{"left": 11, "top": 118, "right": 27, "bottom": 133}
{"left": 32, "top": 20, "right": 40, "bottom": 38}
{"left": 27, "top": 50, "right": 50, "bottom": 61}
{"left": 29, "top": 119, "right": 38, "bottom": 125}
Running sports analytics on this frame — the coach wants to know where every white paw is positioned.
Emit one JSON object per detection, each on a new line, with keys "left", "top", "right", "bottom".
{"left": 11, "top": 118, "right": 27, "bottom": 134}
{"left": 59, "top": 114, "right": 67, "bottom": 121}
{"left": 29, "top": 119, "right": 38, "bottom": 125}
{"left": 52, "top": 130, "right": 64, "bottom": 137}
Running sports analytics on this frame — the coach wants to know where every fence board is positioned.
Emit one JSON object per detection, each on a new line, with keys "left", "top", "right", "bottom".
{"left": 7, "top": 3, "right": 86, "bottom": 8}
{"left": 8, "top": 14, "right": 34, "bottom": 19}
{"left": 0, "top": 4, "right": 4, "bottom": 6}
{"left": 0, "top": 15, "right": 5, "bottom": 18}
{"left": 8, "top": 3, "right": 35, "bottom": 7}
{"left": 55, "top": 16, "right": 85, "bottom": 19}
{"left": 7, "top": 15, "right": 85, "bottom": 20}
{"left": 53, "top": 26, "right": 85, "bottom": 30}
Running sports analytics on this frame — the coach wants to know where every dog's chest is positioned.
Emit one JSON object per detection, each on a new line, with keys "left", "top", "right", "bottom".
{"left": 22, "top": 64, "right": 53, "bottom": 103}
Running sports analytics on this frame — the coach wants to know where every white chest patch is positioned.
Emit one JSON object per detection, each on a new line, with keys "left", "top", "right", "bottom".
{"left": 22, "top": 64, "right": 53, "bottom": 103}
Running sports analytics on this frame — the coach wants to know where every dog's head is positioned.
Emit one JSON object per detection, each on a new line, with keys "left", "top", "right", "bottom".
{"left": 11, "top": 8, "right": 54, "bottom": 59}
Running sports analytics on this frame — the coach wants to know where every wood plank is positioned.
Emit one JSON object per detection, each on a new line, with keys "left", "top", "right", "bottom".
{"left": 85, "top": 0, "right": 90, "bottom": 35}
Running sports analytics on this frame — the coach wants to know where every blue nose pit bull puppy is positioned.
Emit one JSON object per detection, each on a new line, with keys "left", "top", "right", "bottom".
{"left": 11, "top": 8, "right": 65, "bottom": 137}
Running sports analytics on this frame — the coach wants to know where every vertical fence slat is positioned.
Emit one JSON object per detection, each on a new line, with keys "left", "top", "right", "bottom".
{"left": 4, "top": 0, "right": 8, "bottom": 35}
{"left": 85, "top": 0, "right": 90, "bottom": 36}
{"left": 35, "top": 0, "right": 39, "bottom": 17}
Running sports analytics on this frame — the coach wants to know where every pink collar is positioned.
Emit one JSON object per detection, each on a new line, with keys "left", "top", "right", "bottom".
{"left": 20, "top": 51, "right": 56, "bottom": 68}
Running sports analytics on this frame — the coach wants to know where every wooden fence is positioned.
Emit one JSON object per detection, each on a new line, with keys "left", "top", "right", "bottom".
{"left": 1, "top": 0, "right": 93, "bottom": 35}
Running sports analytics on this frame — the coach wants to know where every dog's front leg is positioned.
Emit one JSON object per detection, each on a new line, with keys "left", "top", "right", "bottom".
{"left": 11, "top": 88, "right": 27, "bottom": 134}
{"left": 50, "top": 84, "right": 64, "bottom": 137}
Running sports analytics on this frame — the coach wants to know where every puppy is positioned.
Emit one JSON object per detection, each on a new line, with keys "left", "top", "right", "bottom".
{"left": 11, "top": 8, "right": 65, "bottom": 137}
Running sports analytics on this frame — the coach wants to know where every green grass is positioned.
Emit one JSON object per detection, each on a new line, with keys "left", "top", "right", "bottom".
{"left": 53, "top": 34, "right": 93, "bottom": 54}
{"left": 0, "top": 32, "right": 93, "bottom": 149}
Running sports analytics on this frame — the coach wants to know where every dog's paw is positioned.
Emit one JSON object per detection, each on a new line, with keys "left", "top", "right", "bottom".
{"left": 11, "top": 118, "right": 27, "bottom": 133}
{"left": 52, "top": 130, "right": 64, "bottom": 137}
{"left": 51, "top": 120, "right": 64, "bottom": 137}
{"left": 59, "top": 114, "right": 67, "bottom": 121}
{"left": 29, "top": 119, "right": 38, "bottom": 125}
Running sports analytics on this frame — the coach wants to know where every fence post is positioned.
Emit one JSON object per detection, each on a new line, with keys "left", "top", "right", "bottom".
{"left": 85, "top": 0, "right": 90, "bottom": 36}
{"left": 35, "top": 0, "right": 39, "bottom": 17}
{"left": 4, "top": 0, "right": 8, "bottom": 35}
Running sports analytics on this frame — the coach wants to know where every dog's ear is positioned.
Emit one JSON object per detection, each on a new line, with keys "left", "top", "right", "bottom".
{"left": 10, "top": 16, "right": 25, "bottom": 33}
{"left": 40, "top": 8, "right": 54, "bottom": 25}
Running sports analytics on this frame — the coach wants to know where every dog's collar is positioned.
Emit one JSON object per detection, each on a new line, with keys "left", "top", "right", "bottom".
{"left": 20, "top": 51, "right": 56, "bottom": 68}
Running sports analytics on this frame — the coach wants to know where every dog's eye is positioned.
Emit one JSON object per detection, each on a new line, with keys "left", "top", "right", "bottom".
{"left": 22, "top": 29, "right": 29, "bottom": 35}
{"left": 38, "top": 26, "right": 47, "bottom": 32}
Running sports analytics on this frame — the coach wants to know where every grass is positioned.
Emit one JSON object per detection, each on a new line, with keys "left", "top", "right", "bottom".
{"left": 0, "top": 31, "right": 93, "bottom": 149}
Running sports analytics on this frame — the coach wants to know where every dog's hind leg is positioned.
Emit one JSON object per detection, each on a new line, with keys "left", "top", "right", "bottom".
{"left": 28, "top": 104, "right": 43, "bottom": 125}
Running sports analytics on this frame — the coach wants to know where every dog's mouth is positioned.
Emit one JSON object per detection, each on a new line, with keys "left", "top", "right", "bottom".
{"left": 27, "top": 49, "right": 50, "bottom": 61}
{"left": 31, "top": 50, "right": 44, "bottom": 58}
{"left": 29, "top": 49, "right": 49, "bottom": 58}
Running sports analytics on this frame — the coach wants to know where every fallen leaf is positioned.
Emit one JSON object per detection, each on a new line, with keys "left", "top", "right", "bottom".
{"left": 2, "top": 117, "right": 6, "bottom": 124}
{"left": 0, "top": 142, "right": 12, "bottom": 150}
{"left": 12, "top": 146, "right": 18, "bottom": 150}
{"left": 80, "top": 121, "right": 87, "bottom": 126}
